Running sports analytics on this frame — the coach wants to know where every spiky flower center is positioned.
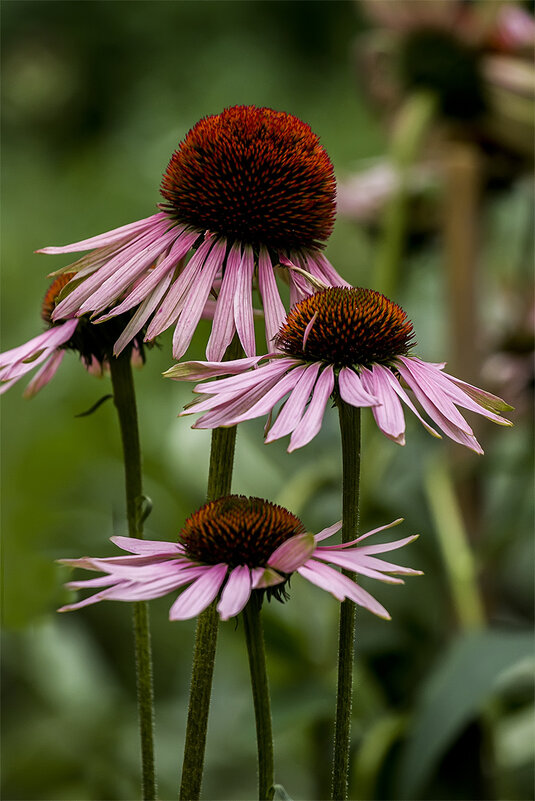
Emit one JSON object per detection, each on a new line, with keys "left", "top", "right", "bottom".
{"left": 275, "top": 287, "right": 415, "bottom": 367}
{"left": 160, "top": 105, "right": 336, "bottom": 252}
{"left": 42, "top": 273, "right": 76, "bottom": 324}
{"left": 399, "top": 29, "right": 486, "bottom": 120}
{"left": 179, "top": 495, "right": 306, "bottom": 568}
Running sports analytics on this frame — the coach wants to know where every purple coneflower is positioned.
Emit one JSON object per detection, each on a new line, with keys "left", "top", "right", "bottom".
{"left": 38, "top": 106, "right": 345, "bottom": 361}
{"left": 58, "top": 495, "right": 421, "bottom": 621}
{"left": 0, "top": 273, "right": 144, "bottom": 397}
{"left": 167, "top": 286, "right": 513, "bottom": 453}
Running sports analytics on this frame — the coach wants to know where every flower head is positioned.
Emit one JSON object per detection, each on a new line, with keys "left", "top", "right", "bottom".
{"left": 58, "top": 495, "right": 421, "bottom": 621}
{"left": 0, "top": 273, "right": 144, "bottom": 397}
{"left": 167, "top": 286, "right": 513, "bottom": 453}
{"left": 37, "top": 106, "right": 345, "bottom": 362}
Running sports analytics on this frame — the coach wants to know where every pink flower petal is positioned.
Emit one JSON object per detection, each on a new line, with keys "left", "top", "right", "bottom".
{"left": 164, "top": 355, "right": 264, "bottom": 382}
{"left": 110, "top": 535, "right": 185, "bottom": 555}
{"left": 144, "top": 234, "right": 213, "bottom": 339}
{"left": 169, "top": 564, "right": 228, "bottom": 620}
{"left": 37, "top": 213, "right": 165, "bottom": 254}
{"left": 172, "top": 238, "right": 227, "bottom": 359}
{"left": 206, "top": 242, "right": 241, "bottom": 361}
{"left": 314, "top": 519, "right": 343, "bottom": 542}
{"left": 313, "top": 551, "right": 405, "bottom": 583}
{"left": 362, "top": 365, "right": 405, "bottom": 444}
{"left": 309, "top": 252, "right": 351, "bottom": 288}
{"left": 53, "top": 221, "right": 171, "bottom": 319}
{"left": 288, "top": 364, "right": 335, "bottom": 451}
{"left": 217, "top": 566, "right": 252, "bottom": 620}
{"left": 297, "top": 559, "right": 391, "bottom": 619}
{"left": 338, "top": 367, "right": 379, "bottom": 408}
{"left": 258, "top": 246, "right": 286, "bottom": 348}
{"left": 265, "top": 362, "right": 321, "bottom": 442}
{"left": 0, "top": 319, "right": 78, "bottom": 368}
{"left": 23, "top": 350, "right": 65, "bottom": 398}
{"left": 268, "top": 532, "right": 316, "bottom": 573}
{"left": 113, "top": 272, "right": 174, "bottom": 355}
{"left": 234, "top": 245, "right": 256, "bottom": 357}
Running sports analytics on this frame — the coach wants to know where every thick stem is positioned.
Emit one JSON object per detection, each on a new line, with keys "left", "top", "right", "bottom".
{"left": 331, "top": 401, "right": 361, "bottom": 801}
{"left": 243, "top": 595, "right": 275, "bottom": 801}
{"left": 109, "top": 352, "right": 156, "bottom": 801}
{"left": 179, "top": 337, "right": 241, "bottom": 801}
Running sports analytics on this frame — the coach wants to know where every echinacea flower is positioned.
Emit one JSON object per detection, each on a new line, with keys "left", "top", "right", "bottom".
{"left": 58, "top": 495, "right": 421, "bottom": 621}
{"left": 38, "top": 105, "right": 346, "bottom": 362}
{"left": 167, "top": 286, "right": 513, "bottom": 453}
{"left": 0, "top": 273, "right": 144, "bottom": 397}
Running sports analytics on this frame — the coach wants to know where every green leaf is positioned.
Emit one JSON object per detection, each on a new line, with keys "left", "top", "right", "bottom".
{"left": 398, "top": 628, "right": 534, "bottom": 799}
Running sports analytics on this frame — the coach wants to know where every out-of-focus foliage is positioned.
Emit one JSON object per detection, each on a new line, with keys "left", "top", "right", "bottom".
{"left": 1, "top": 2, "right": 533, "bottom": 800}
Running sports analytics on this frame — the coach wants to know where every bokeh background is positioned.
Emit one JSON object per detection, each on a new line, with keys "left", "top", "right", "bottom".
{"left": 1, "top": 2, "right": 533, "bottom": 800}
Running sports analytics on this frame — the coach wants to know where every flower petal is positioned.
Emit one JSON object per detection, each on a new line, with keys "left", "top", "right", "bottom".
{"left": 288, "top": 364, "right": 335, "bottom": 451}
{"left": 338, "top": 367, "right": 379, "bottom": 407}
{"left": 206, "top": 242, "right": 241, "bottom": 361}
{"left": 258, "top": 246, "right": 287, "bottom": 347}
{"left": 362, "top": 365, "right": 406, "bottom": 444}
{"left": 268, "top": 532, "right": 316, "bottom": 573}
{"left": 169, "top": 564, "right": 228, "bottom": 620}
{"left": 297, "top": 559, "right": 391, "bottom": 619}
{"left": 217, "top": 566, "right": 252, "bottom": 620}
{"left": 234, "top": 245, "right": 256, "bottom": 357}
{"left": 265, "top": 362, "right": 321, "bottom": 442}
{"left": 37, "top": 213, "right": 165, "bottom": 254}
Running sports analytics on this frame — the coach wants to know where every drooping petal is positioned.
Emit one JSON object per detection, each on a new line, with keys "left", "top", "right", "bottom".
{"left": 110, "top": 535, "right": 186, "bottom": 555}
{"left": 265, "top": 362, "right": 321, "bottom": 442}
{"left": 404, "top": 357, "right": 513, "bottom": 425}
{"left": 314, "top": 519, "right": 343, "bottom": 542}
{"left": 258, "top": 246, "right": 286, "bottom": 348}
{"left": 313, "top": 550, "right": 406, "bottom": 583}
{"left": 297, "top": 559, "right": 391, "bottom": 619}
{"left": 234, "top": 245, "right": 256, "bottom": 357}
{"left": 309, "top": 252, "right": 351, "bottom": 288}
{"left": 217, "top": 566, "right": 252, "bottom": 620}
{"left": 397, "top": 357, "right": 476, "bottom": 434}
{"left": 79, "top": 228, "right": 178, "bottom": 316}
{"left": 206, "top": 242, "right": 241, "bottom": 361}
{"left": 361, "top": 364, "right": 406, "bottom": 444}
{"left": 169, "top": 564, "right": 228, "bottom": 620}
{"left": 112, "top": 271, "right": 174, "bottom": 355}
{"left": 37, "top": 213, "right": 165, "bottom": 255}
{"left": 0, "top": 319, "right": 78, "bottom": 369}
{"left": 338, "top": 367, "right": 379, "bottom": 408}
{"left": 23, "top": 350, "right": 66, "bottom": 398}
{"left": 288, "top": 364, "right": 335, "bottom": 451}
{"left": 54, "top": 221, "right": 171, "bottom": 319}
{"left": 164, "top": 355, "right": 265, "bottom": 382}
{"left": 268, "top": 532, "right": 316, "bottom": 573}
{"left": 172, "top": 238, "right": 227, "bottom": 359}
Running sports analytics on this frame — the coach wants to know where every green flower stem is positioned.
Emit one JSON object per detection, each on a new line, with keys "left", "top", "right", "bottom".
{"left": 243, "top": 595, "right": 275, "bottom": 801}
{"left": 375, "top": 91, "right": 437, "bottom": 298}
{"left": 331, "top": 400, "right": 361, "bottom": 801}
{"left": 424, "top": 457, "right": 485, "bottom": 631}
{"left": 179, "top": 337, "right": 242, "bottom": 801}
{"left": 109, "top": 351, "right": 156, "bottom": 801}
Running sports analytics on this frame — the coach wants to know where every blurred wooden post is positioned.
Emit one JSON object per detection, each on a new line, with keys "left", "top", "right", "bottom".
{"left": 442, "top": 141, "right": 482, "bottom": 541}
{"left": 443, "top": 141, "right": 481, "bottom": 384}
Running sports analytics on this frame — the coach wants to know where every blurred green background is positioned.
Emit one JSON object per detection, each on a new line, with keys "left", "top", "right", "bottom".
{"left": 1, "top": 2, "right": 533, "bottom": 800}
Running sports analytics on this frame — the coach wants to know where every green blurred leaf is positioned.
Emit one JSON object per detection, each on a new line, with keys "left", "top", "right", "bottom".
{"left": 399, "top": 628, "right": 534, "bottom": 798}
